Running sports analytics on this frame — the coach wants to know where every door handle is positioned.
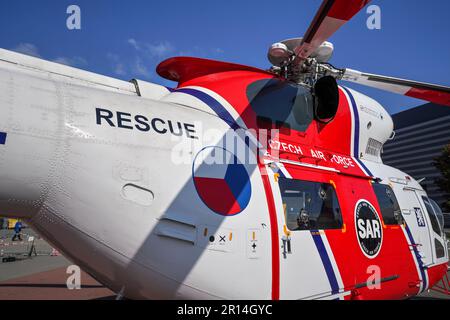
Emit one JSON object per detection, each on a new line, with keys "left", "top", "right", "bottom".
{"left": 282, "top": 236, "right": 292, "bottom": 258}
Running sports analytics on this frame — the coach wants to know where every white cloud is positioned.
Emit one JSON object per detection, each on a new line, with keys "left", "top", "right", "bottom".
{"left": 177, "top": 46, "right": 224, "bottom": 58}
{"left": 128, "top": 38, "right": 140, "bottom": 50}
{"left": 125, "top": 39, "right": 176, "bottom": 79}
{"left": 53, "top": 56, "right": 88, "bottom": 67}
{"left": 11, "top": 43, "right": 88, "bottom": 68}
{"left": 107, "top": 53, "right": 127, "bottom": 76}
{"left": 107, "top": 53, "right": 118, "bottom": 60}
{"left": 145, "top": 41, "right": 174, "bottom": 57}
{"left": 114, "top": 63, "right": 126, "bottom": 76}
{"left": 112, "top": 38, "right": 226, "bottom": 80}
{"left": 12, "top": 43, "right": 41, "bottom": 58}
{"left": 132, "top": 56, "right": 148, "bottom": 77}
{"left": 127, "top": 39, "right": 175, "bottom": 58}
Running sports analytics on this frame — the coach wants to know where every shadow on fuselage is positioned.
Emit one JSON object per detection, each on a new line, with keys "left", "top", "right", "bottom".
{"left": 122, "top": 96, "right": 268, "bottom": 299}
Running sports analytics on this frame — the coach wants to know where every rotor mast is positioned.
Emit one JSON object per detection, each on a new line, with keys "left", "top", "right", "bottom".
{"left": 266, "top": 0, "right": 450, "bottom": 107}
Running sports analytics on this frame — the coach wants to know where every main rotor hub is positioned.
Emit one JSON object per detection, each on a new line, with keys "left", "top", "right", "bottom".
{"left": 268, "top": 37, "right": 334, "bottom": 67}
{"left": 268, "top": 38, "right": 337, "bottom": 85}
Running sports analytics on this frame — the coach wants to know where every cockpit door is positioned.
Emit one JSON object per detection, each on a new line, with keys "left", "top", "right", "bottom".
{"left": 396, "top": 187, "right": 433, "bottom": 266}
{"left": 268, "top": 162, "right": 345, "bottom": 299}
{"left": 417, "top": 193, "right": 448, "bottom": 265}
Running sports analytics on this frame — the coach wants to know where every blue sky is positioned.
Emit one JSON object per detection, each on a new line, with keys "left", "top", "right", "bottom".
{"left": 0, "top": 0, "right": 448, "bottom": 114}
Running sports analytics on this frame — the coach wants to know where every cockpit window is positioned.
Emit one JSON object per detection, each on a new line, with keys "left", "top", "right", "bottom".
{"left": 422, "top": 196, "right": 442, "bottom": 237}
{"left": 423, "top": 197, "right": 446, "bottom": 259}
{"left": 279, "top": 177, "right": 343, "bottom": 231}
{"left": 430, "top": 198, "right": 445, "bottom": 232}
{"left": 372, "top": 183, "right": 403, "bottom": 225}
{"left": 247, "top": 79, "right": 314, "bottom": 133}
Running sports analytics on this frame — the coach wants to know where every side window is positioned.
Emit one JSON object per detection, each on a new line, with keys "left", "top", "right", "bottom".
{"left": 422, "top": 196, "right": 442, "bottom": 237}
{"left": 372, "top": 184, "right": 403, "bottom": 225}
{"left": 279, "top": 177, "right": 343, "bottom": 231}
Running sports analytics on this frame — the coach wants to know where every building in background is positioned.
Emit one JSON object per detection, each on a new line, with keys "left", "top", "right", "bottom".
{"left": 382, "top": 103, "right": 450, "bottom": 209}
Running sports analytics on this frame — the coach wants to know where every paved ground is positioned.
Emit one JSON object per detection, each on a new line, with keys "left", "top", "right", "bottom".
{"left": 0, "top": 228, "right": 448, "bottom": 300}
{"left": 0, "top": 228, "right": 115, "bottom": 300}
{"left": 0, "top": 266, "right": 115, "bottom": 300}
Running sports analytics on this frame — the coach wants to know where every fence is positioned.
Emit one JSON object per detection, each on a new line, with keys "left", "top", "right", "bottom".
{"left": 0, "top": 230, "right": 56, "bottom": 262}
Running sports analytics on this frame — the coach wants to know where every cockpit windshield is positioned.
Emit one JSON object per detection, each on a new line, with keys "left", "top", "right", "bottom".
{"left": 247, "top": 79, "right": 314, "bottom": 133}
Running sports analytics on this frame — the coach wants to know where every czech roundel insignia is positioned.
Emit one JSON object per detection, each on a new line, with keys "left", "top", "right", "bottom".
{"left": 193, "top": 147, "right": 251, "bottom": 216}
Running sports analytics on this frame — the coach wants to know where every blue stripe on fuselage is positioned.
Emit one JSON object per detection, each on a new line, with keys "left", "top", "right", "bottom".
{"left": 341, "top": 87, "right": 373, "bottom": 177}
{"left": 311, "top": 231, "right": 340, "bottom": 295}
{"left": 404, "top": 223, "right": 428, "bottom": 292}
{"left": 175, "top": 88, "right": 240, "bottom": 130}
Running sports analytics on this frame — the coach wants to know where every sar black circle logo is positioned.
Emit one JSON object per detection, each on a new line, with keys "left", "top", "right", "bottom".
{"left": 355, "top": 200, "right": 383, "bottom": 258}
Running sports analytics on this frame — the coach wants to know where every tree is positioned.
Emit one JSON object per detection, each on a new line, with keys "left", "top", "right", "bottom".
{"left": 433, "top": 144, "right": 450, "bottom": 212}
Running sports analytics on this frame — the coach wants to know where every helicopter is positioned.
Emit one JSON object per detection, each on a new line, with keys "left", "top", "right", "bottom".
{"left": 0, "top": 0, "right": 448, "bottom": 300}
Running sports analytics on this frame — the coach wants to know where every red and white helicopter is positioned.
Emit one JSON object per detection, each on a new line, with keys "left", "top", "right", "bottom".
{"left": 0, "top": 0, "right": 449, "bottom": 300}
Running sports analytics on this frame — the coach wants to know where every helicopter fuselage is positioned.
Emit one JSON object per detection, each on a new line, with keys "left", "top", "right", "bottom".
{"left": 0, "top": 50, "right": 447, "bottom": 300}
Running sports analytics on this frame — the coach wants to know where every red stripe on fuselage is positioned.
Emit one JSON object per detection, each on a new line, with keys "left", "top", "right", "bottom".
{"left": 259, "top": 165, "right": 280, "bottom": 300}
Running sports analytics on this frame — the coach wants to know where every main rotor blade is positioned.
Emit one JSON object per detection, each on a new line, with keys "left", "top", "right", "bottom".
{"left": 341, "top": 69, "right": 450, "bottom": 106}
{"left": 293, "top": 0, "right": 371, "bottom": 63}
